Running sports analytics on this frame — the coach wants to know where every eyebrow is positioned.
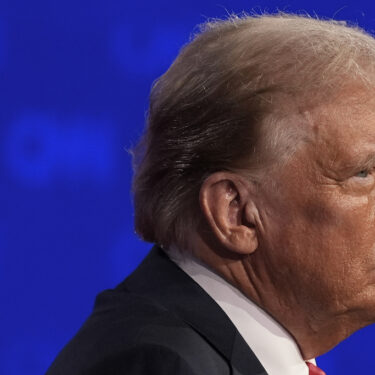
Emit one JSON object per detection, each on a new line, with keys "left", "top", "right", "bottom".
{"left": 358, "top": 152, "right": 375, "bottom": 168}
{"left": 323, "top": 149, "right": 375, "bottom": 178}
{"left": 345, "top": 152, "right": 375, "bottom": 172}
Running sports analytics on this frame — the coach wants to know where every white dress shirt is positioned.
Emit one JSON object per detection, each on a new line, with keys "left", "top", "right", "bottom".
{"left": 168, "top": 250, "right": 316, "bottom": 375}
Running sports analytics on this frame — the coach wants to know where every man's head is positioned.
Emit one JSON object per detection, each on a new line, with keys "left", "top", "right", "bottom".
{"left": 132, "top": 13, "right": 375, "bottom": 357}
{"left": 132, "top": 13, "right": 375, "bottom": 249}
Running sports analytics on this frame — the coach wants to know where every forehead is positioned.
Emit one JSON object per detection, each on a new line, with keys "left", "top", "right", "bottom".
{"left": 308, "top": 91, "right": 375, "bottom": 168}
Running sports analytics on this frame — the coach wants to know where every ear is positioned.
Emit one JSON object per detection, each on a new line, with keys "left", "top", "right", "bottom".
{"left": 199, "top": 172, "right": 259, "bottom": 255}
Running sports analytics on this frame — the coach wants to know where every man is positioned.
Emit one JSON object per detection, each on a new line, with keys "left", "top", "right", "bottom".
{"left": 47, "top": 13, "right": 375, "bottom": 375}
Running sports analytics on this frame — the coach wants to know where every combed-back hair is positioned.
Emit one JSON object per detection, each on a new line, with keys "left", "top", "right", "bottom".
{"left": 131, "top": 12, "right": 375, "bottom": 249}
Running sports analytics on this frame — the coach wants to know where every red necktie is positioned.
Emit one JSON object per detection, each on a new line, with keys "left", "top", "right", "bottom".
{"left": 306, "top": 362, "right": 326, "bottom": 375}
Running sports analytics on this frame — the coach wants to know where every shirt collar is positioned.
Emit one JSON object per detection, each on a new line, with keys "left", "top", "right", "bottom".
{"left": 168, "top": 249, "right": 315, "bottom": 375}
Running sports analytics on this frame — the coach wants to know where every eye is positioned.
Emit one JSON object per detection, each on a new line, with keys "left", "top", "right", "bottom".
{"left": 355, "top": 170, "right": 370, "bottom": 178}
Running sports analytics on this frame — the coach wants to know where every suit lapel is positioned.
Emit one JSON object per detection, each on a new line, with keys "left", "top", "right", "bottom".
{"left": 122, "top": 246, "right": 267, "bottom": 375}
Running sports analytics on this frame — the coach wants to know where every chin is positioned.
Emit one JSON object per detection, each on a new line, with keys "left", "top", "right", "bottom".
{"left": 347, "top": 290, "right": 375, "bottom": 326}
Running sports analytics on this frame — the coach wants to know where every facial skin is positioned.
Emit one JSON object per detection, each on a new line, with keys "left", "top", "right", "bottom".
{"left": 195, "top": 89, "right": 375, "bottom": 359}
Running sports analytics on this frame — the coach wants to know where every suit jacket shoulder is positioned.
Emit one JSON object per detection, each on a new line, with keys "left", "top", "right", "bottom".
{"left": 46, "top": 246, "right": 267, "bottom": 375}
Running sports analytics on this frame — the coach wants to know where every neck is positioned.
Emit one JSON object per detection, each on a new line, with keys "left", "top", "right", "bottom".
{"left": 191, "top": 238, "right": 364, "bottom": 359}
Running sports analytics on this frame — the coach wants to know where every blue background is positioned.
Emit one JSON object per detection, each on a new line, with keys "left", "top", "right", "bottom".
{"left": 2, "top": 1, "right": 375, "bottom": 374}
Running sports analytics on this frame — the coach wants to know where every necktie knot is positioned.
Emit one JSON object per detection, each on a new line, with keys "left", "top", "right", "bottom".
{"left": 306, "top": 362, "right": 326, "bottom": 375}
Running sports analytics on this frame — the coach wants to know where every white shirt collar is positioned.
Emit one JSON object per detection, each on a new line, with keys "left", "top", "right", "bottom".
{"left": 167, "top": 249, "right": 315, "bottom": 375}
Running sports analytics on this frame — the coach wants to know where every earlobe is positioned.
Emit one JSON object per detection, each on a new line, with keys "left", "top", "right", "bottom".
{"left": 199, "top": 172, "right": 259, "bottom": 255}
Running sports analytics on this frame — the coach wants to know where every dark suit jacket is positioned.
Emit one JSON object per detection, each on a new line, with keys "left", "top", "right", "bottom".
{"left": 46, "top": 245, "right": 268, "bottom": 375}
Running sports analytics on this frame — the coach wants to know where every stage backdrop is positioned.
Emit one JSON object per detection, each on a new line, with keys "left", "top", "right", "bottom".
{"left": 2, "top": 0, "right": 375, "bottom": 374}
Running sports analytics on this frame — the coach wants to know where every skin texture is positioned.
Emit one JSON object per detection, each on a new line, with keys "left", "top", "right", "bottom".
{"left": 194, "top": 89, "right": 375, "bottom": 359}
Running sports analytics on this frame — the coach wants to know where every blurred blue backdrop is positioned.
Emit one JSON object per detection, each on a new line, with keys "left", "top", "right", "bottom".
{"left": 2, "top": 1, "right": 375, "bottom": 374}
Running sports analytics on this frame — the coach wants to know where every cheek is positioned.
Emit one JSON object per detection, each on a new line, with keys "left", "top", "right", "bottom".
{"left": 301, "top": 188, "right": 375, "bottom": 240}
{"left": 259, "top": 170, "right": 375, "bottom": 313}
{"left": 268, "top": 195, "right": 375, "bottom": 296}
{"left": 297, "top": 195, "right": 375, "bottom": 292}
{"left": 302, "top": 198, "right": 338, "bottom": 225}
{"left": 327, "top": 195, "right": 375, "bottom": 255}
